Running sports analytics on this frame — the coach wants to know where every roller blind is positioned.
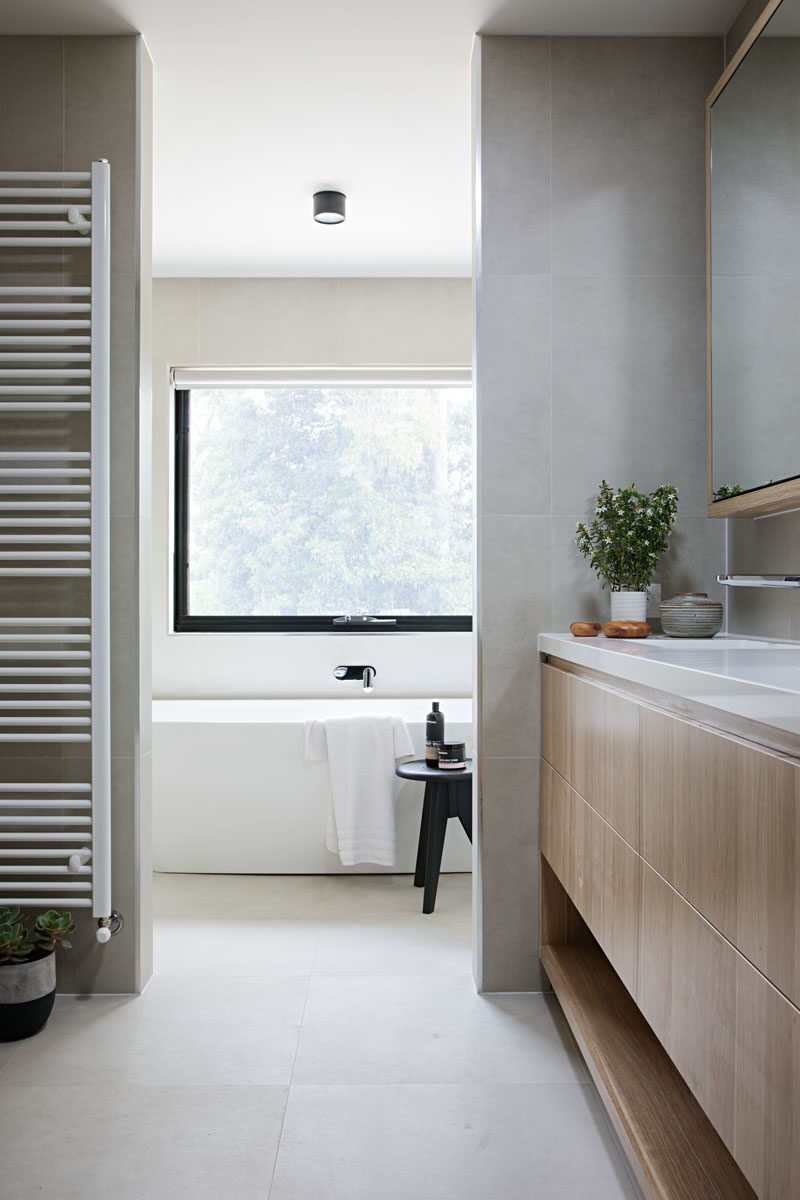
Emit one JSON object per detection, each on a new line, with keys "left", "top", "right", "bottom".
{"left": 171, "top": 366, "right": 471, "bottom": 389}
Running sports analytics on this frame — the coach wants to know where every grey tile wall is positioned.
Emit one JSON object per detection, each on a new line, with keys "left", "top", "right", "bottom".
{"left": 726, "top": 511, "right": 800, "bottom": 638}
{"left": 474, "top": 35, "right": 724, "bottom": 992}
{"left": 551, "top": 38, "right": 716, "bottom": 278}
{"left": 475, "top": 37, "right": 553, "bottom": 993}
{"left": 478, "top": 756, "right": 541, "bottom": 989}
{"left": 480, "top": 516, "right": 550, "bottom": 762}
{"left": 479, "top": 275, "right": 551, "bottom": 517}
{"left": 0, "top": 36, "right": 152, "bottom": 995}
{"left": 65, "top": 37, "right": 138, "bottom": 278}
{"left": 64, "top": 35, "right": 152, "bottom": 994}
{"left": 479, "top": 37, "right": 551, "bottom": 277}
{"left": 0, "top": 39, "right": 64, "bottom": 169}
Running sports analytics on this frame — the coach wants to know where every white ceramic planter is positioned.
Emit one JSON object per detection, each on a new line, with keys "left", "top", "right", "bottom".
{"left": 610, "top": 591, "right": 648, "bottom": 622}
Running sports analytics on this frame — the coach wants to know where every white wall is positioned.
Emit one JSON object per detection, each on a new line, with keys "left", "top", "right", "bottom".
{"left": 152, "top": 278, "right": 473, "bottom": 699}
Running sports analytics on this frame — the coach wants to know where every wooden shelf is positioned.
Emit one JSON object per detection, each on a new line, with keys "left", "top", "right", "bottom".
{"left": 541, "top": 942, "right": 755, "bottom": 1200}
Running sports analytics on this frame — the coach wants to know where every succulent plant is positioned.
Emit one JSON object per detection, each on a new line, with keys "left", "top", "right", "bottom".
{"left": 0, "top": 907, "right": 34, "bottom": 965}
{"left": 33, "top": 910, "right": 76, "bottom": 953}
{"left": 0, "top": 906, "right": 75, "bottom": 964}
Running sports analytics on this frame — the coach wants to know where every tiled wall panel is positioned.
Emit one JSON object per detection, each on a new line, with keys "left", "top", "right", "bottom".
{"left": 474, "top": 35, "right": 723, "bottom": 990}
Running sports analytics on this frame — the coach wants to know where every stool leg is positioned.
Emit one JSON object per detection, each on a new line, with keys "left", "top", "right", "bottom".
{"left": 422, "top": 782, "right": 448, "bottom": 914}
{"left": 457, "top": 781, "right": 472, "bottom": 842}
{"left": 414, "top": 782, "right": 432, "bottom": 888}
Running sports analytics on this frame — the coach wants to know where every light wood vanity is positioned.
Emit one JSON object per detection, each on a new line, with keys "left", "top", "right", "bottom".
{"left": 539, "top": 645, "right": 800, "bottom": 1200}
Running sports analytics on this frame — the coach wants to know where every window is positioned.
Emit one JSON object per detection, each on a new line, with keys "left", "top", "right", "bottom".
{"left": 173, "top": 369, "right": 473, "bottom": 632}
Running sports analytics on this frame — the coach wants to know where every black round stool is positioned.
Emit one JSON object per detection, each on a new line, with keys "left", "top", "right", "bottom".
{"left": 395, "top": 758, "right": 473, "bottom": 914}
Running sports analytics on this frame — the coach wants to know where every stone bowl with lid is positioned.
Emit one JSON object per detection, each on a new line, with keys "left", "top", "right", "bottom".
{"left": 659, "top": 592, "right": 724, "bottom": 638}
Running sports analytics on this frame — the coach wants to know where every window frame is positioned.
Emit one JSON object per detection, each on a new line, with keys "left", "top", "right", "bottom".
{"left": 172, "top": 369, "right": 474, "bottom": 634}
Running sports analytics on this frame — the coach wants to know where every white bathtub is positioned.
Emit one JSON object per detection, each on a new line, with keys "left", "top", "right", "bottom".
{"left": 152, "top": 698, "right": 473, "bottom": 874}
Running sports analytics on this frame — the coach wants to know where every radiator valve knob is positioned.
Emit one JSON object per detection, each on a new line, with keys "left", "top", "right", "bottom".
{"left": 96, "top": 910, "right": 124, "bottom": 944}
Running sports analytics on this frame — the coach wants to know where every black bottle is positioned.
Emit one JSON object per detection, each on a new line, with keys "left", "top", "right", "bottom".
{"left": 425, "top": 701, "right": 445, "bottom": 766}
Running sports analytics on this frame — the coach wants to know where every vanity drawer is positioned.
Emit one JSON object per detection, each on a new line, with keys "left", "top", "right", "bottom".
{"left": 634, "top": 859, "right": 800, "bottom": 1200}
{"left": 734, "top": 952, "right": 800, "bottom": 1199}
{"left": 541, "top": 759, "right": 640, "bottom": 998}
{"left": 542, "top": 663, "right": 640, "bottom": 850}
{"left": 638, "top": 862, "right": 737, "bottom": 1154}
{"left": 641, "top": 705, "right": 800, "bottom": 1008}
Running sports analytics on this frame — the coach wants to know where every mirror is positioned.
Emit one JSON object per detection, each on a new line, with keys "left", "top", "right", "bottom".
{"left": 708, "top": 0, "right": 800, "bottom": 515}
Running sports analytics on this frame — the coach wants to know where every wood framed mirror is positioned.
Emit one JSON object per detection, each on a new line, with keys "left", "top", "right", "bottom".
{"left": 707, "top": 0, "right": 800, "bottom": 518}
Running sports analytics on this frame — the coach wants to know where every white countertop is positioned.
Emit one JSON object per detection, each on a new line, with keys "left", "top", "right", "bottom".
{"left": 539, "top": 632, "right": 800, "bottom": 741}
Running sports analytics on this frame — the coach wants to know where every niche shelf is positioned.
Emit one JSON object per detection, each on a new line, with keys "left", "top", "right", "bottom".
{"left": 540, "top": 861, "right": 755, "bottom": 1200}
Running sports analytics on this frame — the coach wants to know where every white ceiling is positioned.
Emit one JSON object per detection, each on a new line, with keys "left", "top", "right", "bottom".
{"left": 1, "top": 0, "right": 744, "bottom": 277}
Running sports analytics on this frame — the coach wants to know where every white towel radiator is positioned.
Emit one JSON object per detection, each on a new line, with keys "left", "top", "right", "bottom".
{"left": 0, "top": 166, "right": 114, "bottom": 940}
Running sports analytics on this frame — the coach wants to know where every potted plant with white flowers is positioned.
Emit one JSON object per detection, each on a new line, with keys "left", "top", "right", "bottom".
{"left": 576, "top": 480, "right": 679, "bottom": 622}
{"left": 0, "top": 907, "right": 75, "bottom": 1042}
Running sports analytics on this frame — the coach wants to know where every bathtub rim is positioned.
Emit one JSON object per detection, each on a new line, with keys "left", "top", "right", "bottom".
{"left": 152, "top": 697, "right": 474, "bottom": 725}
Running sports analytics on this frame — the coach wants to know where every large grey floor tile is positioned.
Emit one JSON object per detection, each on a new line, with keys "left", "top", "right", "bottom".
{"left": 269, "top": 1082, "right": 637, "bottom": 1200}
{"left": 312, "top": 912, "right": 471, "bottom": 978}
{"left": 154, "top": 915, "right": 319, "bottom": 977}
{"left": 293, "top": 979, "right": 586, "bottom": 1086}
{"left": 5, "top": 975, "right": 308, "bottom": 1087}
{"left": 0, "top": 1083, "right": 286, "bottom": 1200}
{"left": 0, "top": 874, "right": 644, "bottom": 1199}
{"left": 0, "top": 1038, "right": 23, "bottom": 1075}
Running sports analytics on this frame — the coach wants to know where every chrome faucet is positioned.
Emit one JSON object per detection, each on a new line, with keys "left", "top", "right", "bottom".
{"left": 333, "top": 664, "right": 377, "bottom": 692}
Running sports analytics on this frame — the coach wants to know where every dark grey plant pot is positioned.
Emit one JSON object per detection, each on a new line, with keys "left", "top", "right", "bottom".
{"left": 0, "top": 952, "right": 56, "bottom": 1041}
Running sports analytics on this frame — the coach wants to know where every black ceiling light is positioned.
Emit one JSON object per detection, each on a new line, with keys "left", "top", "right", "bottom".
{"left": 313, "top": 190, "right": 346, "bottom": 225}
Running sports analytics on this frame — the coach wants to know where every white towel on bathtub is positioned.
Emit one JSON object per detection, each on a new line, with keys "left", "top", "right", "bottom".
{"left": 304, "top": 715, "right": 415, "bottom": 866}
